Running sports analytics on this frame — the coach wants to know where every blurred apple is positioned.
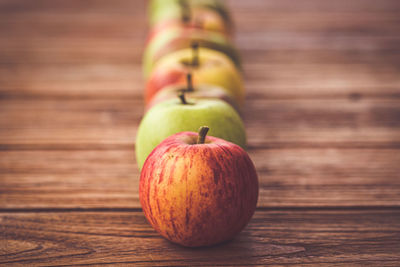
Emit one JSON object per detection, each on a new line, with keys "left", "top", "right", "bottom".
{"left": 135, "top": 93, "right": 246, "bottom": 169}
{"left": 140, "top": 126, "right": 258, "bottom": 247}
{"left": 149, "top": 0, "right": 232, "bottom": 29}
{"left": 146, "top": 73, "right": 240, "bottom": 112}
{"left": 145, "top": 45, "right": 245, "bottom": 106}
{"left": 147, "top": 6, "right": 232, "bottom": 42}
{"left": 143, "top": 25, "right": 241, "bottom": 77}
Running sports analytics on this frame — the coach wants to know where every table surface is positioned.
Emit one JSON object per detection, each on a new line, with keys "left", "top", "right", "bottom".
{"left": 1, "top": 0, "right": 400, "bottom": 265}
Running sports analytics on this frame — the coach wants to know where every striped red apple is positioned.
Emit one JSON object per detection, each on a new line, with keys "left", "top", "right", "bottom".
{"left": 139, "top": 127, "right": 259, "bottom": 247}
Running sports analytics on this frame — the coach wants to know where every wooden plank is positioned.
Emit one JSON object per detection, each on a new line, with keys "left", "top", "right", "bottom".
{"left": 1, "top": 0, "right": 399, "bottom": 14}
{"left": 227, "top": 0, "right": 400, "bottom": 13}
{"left": 243, "top": 98, "right": 400, "bottom": 146}
{"left": 0, "top": 0, "right": 146, "bottom": 14}
{"left": 2, "top": 0, "right": 399, "bottom": 36}
{"left": 1, "top": 210, "right": 399, "bottom": 265}
{"left": 1, "top": 0, "right": 399, "bottom": 40}
{"left": 1, "top": 11, "right": 399, "bottom": 98}
{"left": 1, "top": 0, "right": 399, "bottom": 99}
{"left": 1, "top": 62, "right": 399, "bottom": 98}
{"left": 244, "top": 63, "right": 400, "bottom": 98}
{"left": 1, "top": 31, "right": 399, "bottom": 66}
{"left": 0, "top": 149, "right": 138, "bottom": 209}
{"left": 0, "top": 99, "right": 141, "bottom": 146}
{"left": 0, "top": 12, "right": 147, "bottom": 40}
{"left": 234, "top": 13, "right": 400, "bottom": 35}
{"left": 0, "top": 63, "right": 144, "bottom": 98}
{"left": 253, "top": 148, "right": 400, "bottom": 207}
{"left": 1, "top": 148, "right": 399, "bottom": 209}
{"left": 233, "top": 11, "right": 400, "bottom": 52}
{"left": 0, "top": 98, "right": 398, "bottom": 146}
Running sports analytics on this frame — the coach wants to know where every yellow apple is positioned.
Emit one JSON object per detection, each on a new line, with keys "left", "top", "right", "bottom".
{"left": 145, "top": 46, "right": 245, "bottom": 107}
{"left": 143, "top": 25, "right": 241, "bottom": 77}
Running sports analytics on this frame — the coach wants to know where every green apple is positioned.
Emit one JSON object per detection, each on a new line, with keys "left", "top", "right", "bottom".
{"left": 143, "top": 25, "right": 241, "bottom": 77}
{"left": 145, "top": 46, "right": 245, "bottom": 107}
{"left": 135, "top": 93, "right": 246, "bottom": 169}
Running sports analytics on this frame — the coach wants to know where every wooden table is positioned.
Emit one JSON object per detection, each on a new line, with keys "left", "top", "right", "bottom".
{"left": 1, "top": 0, "right": 400, "bottom": 265}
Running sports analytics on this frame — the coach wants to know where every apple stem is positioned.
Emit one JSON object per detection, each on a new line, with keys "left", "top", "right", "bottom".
{"left": 178, "top": 91, "right": 187, "bottom": 105}
{"left": 179, "top": 0, "right": 191, "bottom": 24}
{"left": 191, "top": 42, "right": 199, "bottom": 66}
{"left": 186, "top": 73, "right": 194, "bottom": 92}
{"left": 197, "top": 126, "right": 209, "bottom": 144}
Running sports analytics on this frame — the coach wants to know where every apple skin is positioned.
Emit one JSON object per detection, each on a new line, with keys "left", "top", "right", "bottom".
{"left": 145, "top": 47, "right": 245, "bottom": 106}
{"left": 140, "top": 131, "right": 259, "bottom": 247}
{"left": 147, "top": 7, "right": 232, "bottom": 42}
{"left": 146, "top": 83, "right": 241, "bottom": 113}
{"left": 149, "top": 0, "right": 232, "bottom": 29}
{"left": 143, "top": 26, "right": 241, "bottom": 77}
{"left": 135, "top": 98, "right": 246, "bottom": 169}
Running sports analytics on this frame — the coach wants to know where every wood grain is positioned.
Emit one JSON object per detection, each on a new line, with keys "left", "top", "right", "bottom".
{"left": 243, "top": 98, "right": 400, "bottom": 146}
{"left": 0, "top": 98, "right": 398, "bottom": 146}
{"left": 1, "top": 210, "right": 400, "bottom": 266}
{"left": 1, "top": 62, "right": 400, "bottom": 99}
{"left": 1, "top": 0, "right": 400, "bottom": 265}
{"left": 1, "top": 0, "right": 399, "bottom": 99}
{"left": 1, "top": 148, "right": 399, "bottom": 209}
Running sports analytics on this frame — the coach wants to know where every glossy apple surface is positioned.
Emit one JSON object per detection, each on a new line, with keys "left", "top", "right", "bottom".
{"left": 146, "top": 83, "right": 240, "bottom": 112}
{"left": 145, "top": 47, "right": 245, "bottom": 106}
{"left": 143, "top": 26, "right": 241, "bottom": 77}
{"left": 140, "top": 129, "right": 259, "bottom": 247}
{"left": 135, "top": 97, "right": 246, "bottom": 169}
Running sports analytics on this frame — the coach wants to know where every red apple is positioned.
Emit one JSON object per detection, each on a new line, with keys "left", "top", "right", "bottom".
{"left": 139, "top": 127, "right": 259, "bottom": 247}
